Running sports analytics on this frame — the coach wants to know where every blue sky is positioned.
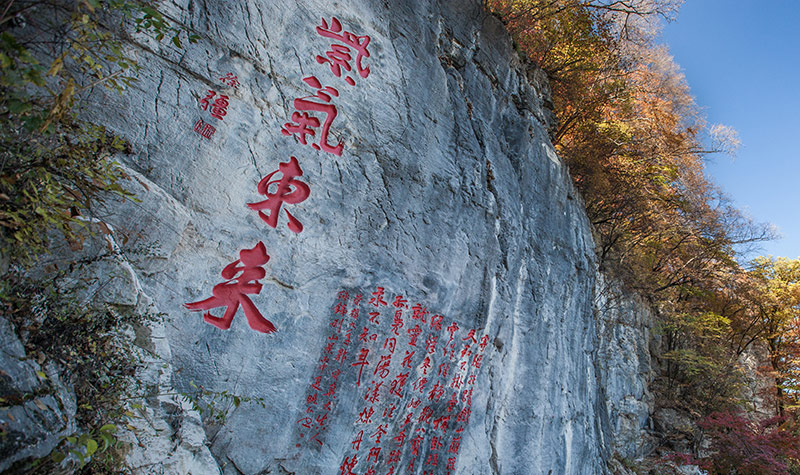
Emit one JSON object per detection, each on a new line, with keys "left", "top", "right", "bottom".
{"left": 660, "top": 0, "right": 800, "bottom": 259}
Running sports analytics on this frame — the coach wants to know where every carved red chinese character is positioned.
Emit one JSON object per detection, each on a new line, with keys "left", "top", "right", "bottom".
{"left": 401, "top": 412, "right": 414, "bottom": 428}
{"left": 408, "top": 324, "right": 422, "bottom": 346}
{"left": 479, "top": 334, "right": 490, "bottom": 352}
{"left": 219, "top": 72, "right": 240, "bottom": 88}
{"left": 428, "top": 381, "right": 444, "bottom": 401}
{"left": 411, "top": 303, "right": 428, "bottom": 322}
{"left": 438, "top": 362, "right": 450, "bottom": 378}
{"left": 374, "top": 354, "right": 391, "bottom": 379}
{"left": 315, "top": 17, "right": 371, "bottom": 86}
{"left": 247, "top": 156, "right": 309, "bottom": 233}
{"left": 461, "top": 387, "right": 473, "bottom": 405}
{"left": 430, "top": 314, "right": 444, "bottom": 331}
{"left": 424, "top": 334, "right": 438, "bottom": 355}
{"left": 389, "top": 372, "right": 409, "bottom": 397}
{"left": 446, "top": 322, "right": 459, "bottom": 339}
{"left": 352, "top": 348, "right": 370, "bottom": 386}
{"left": 447, "top": 457, "right": 456, "bottom": 470}
{"left": 365, "top": 380, "right": 382, "bottom": 404}
{"left": 392, "top": 295, "right": 408, "bottom": 308}
{"left": 412, "top": 376, "right": 428, "bottom": 394}
{"left": 356, "top": 406, "right": 375, "bottom": 424}
{"left": 391, "top": 311, "right": 404, "bottom": 336}
{"left": 309, "top": 431, "right": 323, "bottom": 446}
{"left": 281, "top": 76, "right": 343, "bottom": 155}
{"left": 199, "top": 90, "right": 229, "bottom": 120}
{"left": 297, "top": 416, "right": 313, "bottom": 428}
{"left": 401, "top": 350, "right": 415, "bottom": 368}
{"left": 418, "top": 405, "right": 434, "bottom": 424}
{"left": 369, "top": 287, "right": 388, "bottom": 306}
{"left": 448, "top": 436, "right": 461, "bottom": 454}
{"left": 339, "top": 455, "right": 358, "bottom": 475}
{"left": 184, "top": 242, "right": 275, "bottom": 333}
{"left": 457, "top": 406, "right": 471, "bottom": 424}
{"left": 447, "top": 393, "right": 458, "bottom": 413}
{"left": 383, "top": 337, "right": 397, "bottom": 354}
{"left": 463, "top": 329, "right": 477, "bottom": 343}
{"left": 371, "top": 424, "right": 387, "bottom": 444}
{"left": 393, "top": 429, "right": 407, "bottom": 446}
{"left": 425, "top": 453, "right": 439, "bottom": 466}
{"left": 351, "top": 430, "right": 364, "bottom": 451}
{"left": 193, "top": 118, "right": 216, "bottom": 139}
{"left": 367, "top": 446, "right": 381, "bottom": 463}
{"left": 432, "top": 415, "right": 451, "bottom": 430}
{"left": 410, "top": 429, "right": 425, "bottom": 456}
{"left": 368, "top": 311, "right": 380, "bottom": 324}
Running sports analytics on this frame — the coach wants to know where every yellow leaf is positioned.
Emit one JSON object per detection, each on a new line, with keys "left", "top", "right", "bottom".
{"left": 47, "top": 54, "right": 65, "bottom": 77}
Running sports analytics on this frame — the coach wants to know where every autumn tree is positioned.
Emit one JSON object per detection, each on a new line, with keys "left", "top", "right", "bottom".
{"left": 485, "top": 0, "right": 773, "bottom": 412}
{"left": 745, "top": 257, "right": 800, "bottom": 413}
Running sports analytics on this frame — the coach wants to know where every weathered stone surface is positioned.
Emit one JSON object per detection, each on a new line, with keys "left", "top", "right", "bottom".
{"left": 595, "top": 274, "right": 657, "bottom": 459}
{"left": 0, "top": 318, "right": 76, "bottom": 472}
{"left": 2, "top": 0, "right": 662, "bottom": 473}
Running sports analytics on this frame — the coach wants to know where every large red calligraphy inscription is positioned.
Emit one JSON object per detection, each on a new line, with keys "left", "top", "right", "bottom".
{"left": 296, "top": 287, "right": 492, "bottom": 474}
{"left": 281, "top": 76, "right": 344, "bottom": 156}
{"left": 315, "top": 17, "right": 371, "bottom": 86}
{"left": 247, "top": 156, "right": 310, "bottom": 233}
{"left": 184, "top": 242, "right": 277, "bottom": 333}
{"left": 186, "top": 17, "right": 374, "bottom": 333}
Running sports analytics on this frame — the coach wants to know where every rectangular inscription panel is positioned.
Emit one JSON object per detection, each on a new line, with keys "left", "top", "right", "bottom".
{"left": 296, "top": 287, "right": 491, "bottom": 474}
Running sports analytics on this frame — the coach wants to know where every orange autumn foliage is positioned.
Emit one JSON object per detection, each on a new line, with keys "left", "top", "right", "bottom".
{"left": 486, "top": 0, "right": 781, "bottom": 415}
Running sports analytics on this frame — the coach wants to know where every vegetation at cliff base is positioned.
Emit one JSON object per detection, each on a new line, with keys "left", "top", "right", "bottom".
{"left": 486, "top": 0, "right": 800, "bottom": 471}
{"left": 0, "top": 1, "right": 195, "bottom": 472}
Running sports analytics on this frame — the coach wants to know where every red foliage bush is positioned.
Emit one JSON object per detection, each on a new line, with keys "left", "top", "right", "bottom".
{"left": 697, "top": 410, "right": 800, "bottom": 474}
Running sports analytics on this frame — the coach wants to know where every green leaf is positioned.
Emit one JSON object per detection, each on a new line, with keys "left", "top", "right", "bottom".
{"left": 51, "top": 451, "right": 66, "bottom": 463}
{"left": 85, "top": 438, "right": 98, "bottom": 457}
{"left": 8, "top": 99, "right": 31, "bottom": 114}
{"left": 99, "top": 423, "right": 117, "bottom": 433}
{"left": 35, "top": 370, "right": 47, "bottom": 379}
{"left": 171, "top": 36, "right": 181, "bottom": 48}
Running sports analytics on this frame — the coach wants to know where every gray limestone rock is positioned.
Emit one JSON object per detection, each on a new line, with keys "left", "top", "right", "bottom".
{"left": 0, "top": 318, "right": 76, "bottom": 472}
{"left": 4, "top": 0, "right": 662, "bottom": 473}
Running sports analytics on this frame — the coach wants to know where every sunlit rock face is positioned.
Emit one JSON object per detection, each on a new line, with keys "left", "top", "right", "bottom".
{"left": 45, "top": 0, "right": 656, "bottom": 473}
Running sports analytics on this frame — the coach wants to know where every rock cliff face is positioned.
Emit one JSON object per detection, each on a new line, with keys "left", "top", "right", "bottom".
{"left": 2, "top": 0, "right": 656, "bottom": 473}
